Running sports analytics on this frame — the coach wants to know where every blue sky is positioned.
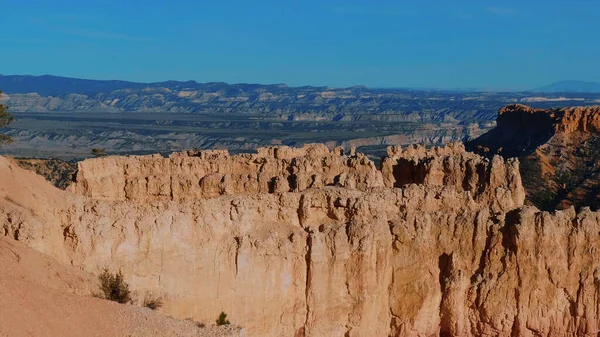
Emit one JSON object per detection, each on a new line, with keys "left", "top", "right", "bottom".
{"left": 1, "top": 0, "right": 599, "bottom": 90}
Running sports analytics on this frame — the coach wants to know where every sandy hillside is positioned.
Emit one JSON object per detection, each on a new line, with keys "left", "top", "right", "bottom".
{"left": 0, "top": 235, "right": 243, "bottom": 337}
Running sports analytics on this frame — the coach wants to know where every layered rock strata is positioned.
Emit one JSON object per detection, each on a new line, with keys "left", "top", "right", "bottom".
{"left": 1, "top": 143, "right": 599, "bottom": 336}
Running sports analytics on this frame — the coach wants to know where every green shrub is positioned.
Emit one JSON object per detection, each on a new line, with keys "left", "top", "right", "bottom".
{"left": 216, "top": 311, "right": 231, "bottom": 326}
{"left": 91, "top": 148, "right": 106, "bottom": 157}
{"left": 143, "top": 294, "right": 163, "bottom": 310}
{"left": 97, "top": 269, "right": 132, "bottom": 304}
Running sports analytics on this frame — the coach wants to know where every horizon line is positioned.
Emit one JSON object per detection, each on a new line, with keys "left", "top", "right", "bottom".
{"left": 0, "top": 73, "right": 597, "bottom": 93}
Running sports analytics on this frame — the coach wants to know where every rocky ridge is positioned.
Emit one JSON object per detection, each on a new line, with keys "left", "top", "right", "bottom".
{"left": 1, "top": 143, "right": 600, "bottom": 336}
{"left": 67, "top": 143, "right": 524, "bottom": 212}
{"left": 0, "top": 74, "right": 507, "bottom": 119}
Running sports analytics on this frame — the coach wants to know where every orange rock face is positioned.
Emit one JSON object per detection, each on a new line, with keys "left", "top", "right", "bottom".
{"left": 497, "top": 104, "right": 600, "bottom": 134}
{"left": 1, "top": 143, "right": 599, "bottom": 336}
{"left": 554, "top": 106, "right": 600, "bottom": 133}
{"left": 67, "top": 143, "right": 524, "bottom": 212}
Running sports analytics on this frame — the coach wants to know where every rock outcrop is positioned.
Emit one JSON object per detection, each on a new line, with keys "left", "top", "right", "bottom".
{"left": 380, "top": 143, "right": 524, "bottom": 213}
{"left": 1, "top": 143, "right": 600, "bottom": 336}
{"left": 468, "top": 104, "right": 600, "bottom": 211}
{"left": 468, "top": 104, "right": 600, "bottom": 157}
{"left": 67, "top": 144, "right": 384, "bottom": 203}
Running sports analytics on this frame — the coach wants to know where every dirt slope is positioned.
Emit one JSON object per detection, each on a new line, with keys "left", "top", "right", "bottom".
{"left": 0, "top": 236, "right": 243, "bottom": 337}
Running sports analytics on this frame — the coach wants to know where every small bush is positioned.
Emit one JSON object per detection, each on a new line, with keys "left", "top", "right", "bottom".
{"left": 186, "top": 318, "right": 206, "bottom": 328}
{"left": 97, "top": 269, "right": 132, "bottom": 304}
{"left": 143, "top": 294, "right": 163, "bottom": 310}
{"left": 216, "top": 311, "right": 231, "bottom": 326}
{"left": 91, "top": 148, "right": 106, "bottom": 157}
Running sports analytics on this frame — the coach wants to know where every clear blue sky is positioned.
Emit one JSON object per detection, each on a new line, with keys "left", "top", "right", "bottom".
{"left": 2, "top": 0, "right": 599, "bottom": 90}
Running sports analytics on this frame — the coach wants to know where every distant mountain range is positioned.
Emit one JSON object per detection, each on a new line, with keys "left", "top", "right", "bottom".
{"left": 531, "top": 80, "right": 600, "bottom": 93}
{"left": 2, "top": 74, "right": 600, "bottom": 96}
{"left": 0, "top": 74, "right": 296, "bottom": 97}
{"left": 0, "top": 74, "right": 508, "bottom": 118}
{"left": 0, "top": 75, "right": 599, "bottom": 116}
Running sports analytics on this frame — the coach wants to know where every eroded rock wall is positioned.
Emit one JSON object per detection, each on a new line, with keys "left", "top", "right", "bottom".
{"left": 468, "top": 104, "right": 600, "bottom": 157}
{"left": 67, "top": 144, "right": 384, "bottom": 203}
{"left": 68, "top": 143, "right": 524, "bottom": 211}
{"left": 381, "top": 143, "right": 525, "bottom": 213}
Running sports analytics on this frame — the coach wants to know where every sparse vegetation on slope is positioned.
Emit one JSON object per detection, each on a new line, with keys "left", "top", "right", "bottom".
{"left": 518, "top": 135, "right": 600, "bottom": 211}
{"left": 91, "top": 148, "right": 106, "bottom": 157}
{"left": 519, "top": 155, "right": 557, "bottom": 211}
{"left": 97, "top": 269, "right": 132, "bottom": 304}
{"left": 15, "top": 158, "right": 77, "bottom": 189}
{"left": 0, "top": 236, "right": 244, "bottom": 337}
{"left": 469, "top": 104, "right": 600, "bottom": 211}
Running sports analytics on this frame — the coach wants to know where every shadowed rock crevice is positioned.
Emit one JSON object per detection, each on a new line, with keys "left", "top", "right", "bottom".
{"left": 303, "top": 228, "right": 313, "bottom": 336}
{"left": 501, "top": 209, "right": 521, "bottom": 256}
{"left": 438, "top": 253, "right": 454, "bottom": 337}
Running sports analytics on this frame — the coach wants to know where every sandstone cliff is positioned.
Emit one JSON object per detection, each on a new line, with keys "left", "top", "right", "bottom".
{"left": 2, "top": 144, "right": 600, "bottom": 336}
{"left": 67, "top": 143, "right": 523, "bottom": 212}
{"left": 67, "top": 144, "right": 384, "bottom": 203}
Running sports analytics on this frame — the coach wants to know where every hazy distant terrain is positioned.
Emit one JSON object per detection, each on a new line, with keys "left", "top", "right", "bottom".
{"left": 532, "top": 80, "right": 600, "bottom": 93}
{"left": 1, "top": 75, "right": 600, "bottom": 159}
{"left": 2, "top": 111, "right": 489, "bottom": 160}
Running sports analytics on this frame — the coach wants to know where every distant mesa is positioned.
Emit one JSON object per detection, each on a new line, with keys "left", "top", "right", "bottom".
{"left": 531, "top": 80, "right": 600, "bottom": 93}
